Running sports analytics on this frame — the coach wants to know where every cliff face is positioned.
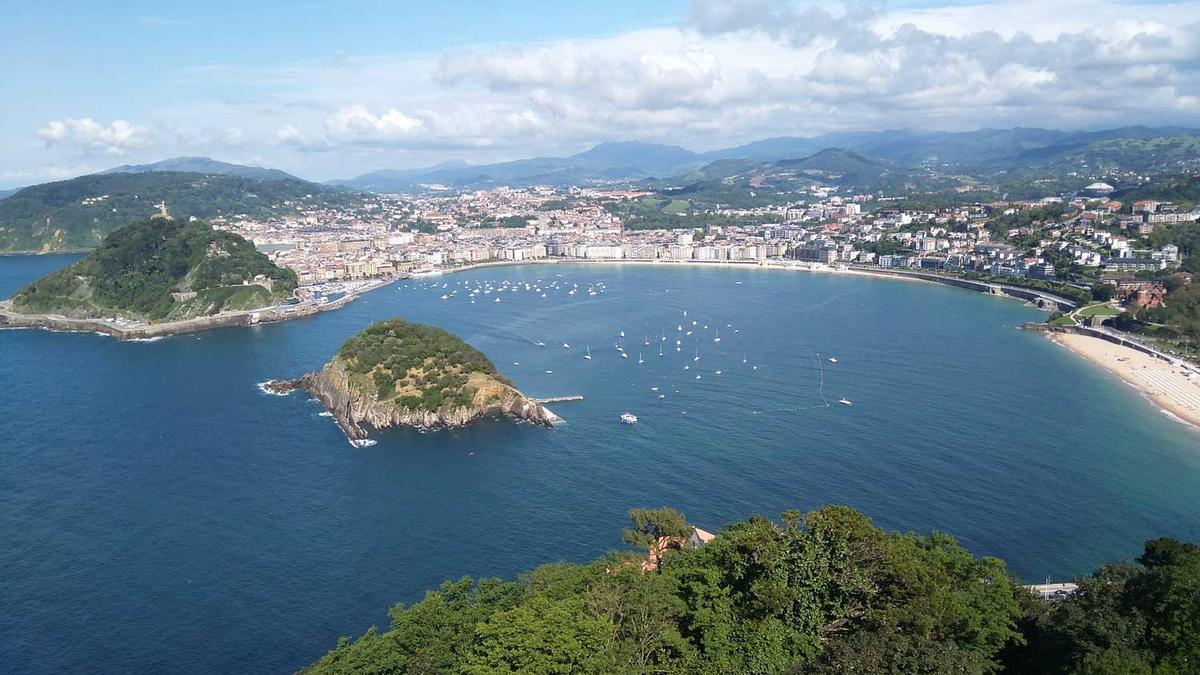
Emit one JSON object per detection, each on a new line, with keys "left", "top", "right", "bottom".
{"left": 272, "top": 359, "right": 559, "bottom": 445}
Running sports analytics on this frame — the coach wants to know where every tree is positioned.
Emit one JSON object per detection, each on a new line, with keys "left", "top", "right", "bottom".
{"left": 623, "top": 507, "right": 693, "bottom": 553}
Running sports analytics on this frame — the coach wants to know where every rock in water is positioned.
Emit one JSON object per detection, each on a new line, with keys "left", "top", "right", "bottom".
{"left": 268, "top": 318, "right": 558, "bottom": 444}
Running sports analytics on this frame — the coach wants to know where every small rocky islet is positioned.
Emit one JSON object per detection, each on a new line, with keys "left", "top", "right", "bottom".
{"left": 266, "top": 318, "right": 558, "bottom": 444}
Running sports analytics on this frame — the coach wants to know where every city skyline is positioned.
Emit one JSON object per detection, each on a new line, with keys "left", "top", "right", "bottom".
{"left": 3, "top": 0, "right": 1200, "bottom": 188}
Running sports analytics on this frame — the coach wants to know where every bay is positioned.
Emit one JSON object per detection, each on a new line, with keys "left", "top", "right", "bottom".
{"left": 2, "top": 255, "right": 1198, "bottom": 674}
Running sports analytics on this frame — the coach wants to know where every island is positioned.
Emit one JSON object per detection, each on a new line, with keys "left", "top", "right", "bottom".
{"left": 265, "top": 318, "right": 560, "bottom": 444}
{"left": 0, "top": 215, "right": 301, "bottom": 337}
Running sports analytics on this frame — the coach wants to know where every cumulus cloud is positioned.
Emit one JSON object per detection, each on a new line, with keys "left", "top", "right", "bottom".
{"left": 36, "top": 118, "right": 150, "bottom": 155}
{"left": 323, "top": 105, "right": 425, "bottom": 143}
{"left": 32, "top": 0, "right": 1200, "bottom": 177}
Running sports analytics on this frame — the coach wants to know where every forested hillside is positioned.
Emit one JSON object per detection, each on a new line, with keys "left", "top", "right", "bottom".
{"left": 305, "top": 506, "right": 1200, "bottom": 673}
{"left": 12, "top": 218, "right": 296, "bottom": 320}
{"left": 0, "top": 171, "right": 360, "bottom": 252}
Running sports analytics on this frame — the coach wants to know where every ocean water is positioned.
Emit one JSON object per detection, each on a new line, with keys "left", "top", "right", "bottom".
{"left": 2, "top": 255, "right": 1199, "bottom": 674}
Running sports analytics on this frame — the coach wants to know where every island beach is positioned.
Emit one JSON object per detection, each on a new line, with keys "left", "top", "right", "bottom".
{"left": 1051, "top": 332, "right": 1200, "bottom": 429}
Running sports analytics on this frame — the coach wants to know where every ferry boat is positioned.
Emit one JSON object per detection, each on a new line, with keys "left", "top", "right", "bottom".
{"left": 620, "top": 412, "right": 638, "bottom": 424}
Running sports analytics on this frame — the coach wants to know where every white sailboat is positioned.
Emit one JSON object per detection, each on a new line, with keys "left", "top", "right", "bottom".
{"left": 693, "top": 348, "right": 700, "bottom": 362}
{"left": 584, "top": 345, "right": 592, "bottom": 360}
{"left": 713, "top": 328, "right": 721, "bottom": 343}
{"left": 658, "top": 342, "right": 664, "bottom": 357}
{"left": 638, "top": 353, "right": 644, "bottom": 364}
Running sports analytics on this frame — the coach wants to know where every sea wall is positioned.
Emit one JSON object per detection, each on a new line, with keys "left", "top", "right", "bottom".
{"left": 1023, "top": 323, "right": 1179, "bottom": 365}
{"left": 0, "top": 279, "right": 378, "bottom": 340}
{"left": 848, "top": 267, "right": 1079, "bottom": 311}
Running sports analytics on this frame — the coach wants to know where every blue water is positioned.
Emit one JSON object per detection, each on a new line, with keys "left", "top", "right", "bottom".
{"left": 2, "top": 255, "right": 1199, "bottom": 674}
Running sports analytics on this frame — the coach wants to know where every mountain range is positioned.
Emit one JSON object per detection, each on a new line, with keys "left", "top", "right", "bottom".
{"left": 332, "top": 126, "right": 1200, "bottom": 192}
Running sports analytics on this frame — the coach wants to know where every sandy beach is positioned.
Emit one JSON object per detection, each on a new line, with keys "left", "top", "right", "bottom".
{"left": 1052, "top": 332, "right": 1200, "bottom": 428}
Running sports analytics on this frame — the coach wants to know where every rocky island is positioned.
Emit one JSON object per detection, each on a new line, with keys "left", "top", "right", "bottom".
{"left": 1, "top": 216, "right": 299, "bottom": 338}
{"left": 266, "top": 318, "right": 560, "bottom": 445}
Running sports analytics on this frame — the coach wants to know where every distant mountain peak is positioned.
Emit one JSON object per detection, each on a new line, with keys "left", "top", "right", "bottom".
{"left": 101, "top": 157, "right": 302, "bottom": 182}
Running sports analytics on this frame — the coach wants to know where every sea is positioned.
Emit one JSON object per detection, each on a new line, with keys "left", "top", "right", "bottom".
{"left": 2, "top": 254, "right": 1198, "bottom": 674}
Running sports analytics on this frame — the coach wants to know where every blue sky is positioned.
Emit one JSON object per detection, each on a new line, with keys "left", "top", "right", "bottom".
{"left": 2, "top": 0, "right": 1199, "bottom": 187}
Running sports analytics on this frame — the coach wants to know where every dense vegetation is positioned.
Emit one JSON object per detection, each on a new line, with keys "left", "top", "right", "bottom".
{"left": 305, "top": 506, "right": 1199, "bottom": 674}
{"left": 0, "top": 171, "right": 364, "bottom": 252}
{"left": 335, "top": 319, "right": 512, "bottom": 412}
{"left": 1119, "top": 173, "right": 1200, "bottom": 211}
{"left": 11, "top": 218, "right": 296, "bottom": 320}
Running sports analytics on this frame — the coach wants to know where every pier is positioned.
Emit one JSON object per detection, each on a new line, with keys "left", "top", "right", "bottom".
{"left": 535, "top": 395, "right": 584, "bottom": 403}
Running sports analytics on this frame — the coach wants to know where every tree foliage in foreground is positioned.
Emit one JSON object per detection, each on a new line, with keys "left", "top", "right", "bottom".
{"left": 305, "top": 506, "right": 1199, "bottom": 674}
{"left": 299, "top": 507, "right": 1037, "bottom": 672}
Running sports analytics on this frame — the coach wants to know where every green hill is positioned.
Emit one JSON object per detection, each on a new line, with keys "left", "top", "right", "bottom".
{"left": 304, "top": 505, "right": 1200, "bottom": 674}
{"left": 101, "top": 156, "right": 302, "bottom": 181}
{"left": 1007, "top": 135, "right": 1200, "bottom": 174}
{"left": 334, "top": 318, "right": 513, "bottom": 411}
{"left": 11, "top": 217, "right": 297, "bottom": 320}
{"left": 0, "top": 171, "right": 361, "bottom": 252}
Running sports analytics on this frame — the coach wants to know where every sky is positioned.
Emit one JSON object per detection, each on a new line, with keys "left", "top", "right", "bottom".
{"left": 2, "top": 0, "right": 1200, "bottom": 187}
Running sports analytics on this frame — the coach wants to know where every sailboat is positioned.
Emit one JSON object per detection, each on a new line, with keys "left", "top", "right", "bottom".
{"left": 584, "top": 345, "right": 592, "bottom": 360}
{"left": 693, "top": 348, "right": 700, "bottom": 362}
{"left": 713, "top": 329, "right": 721, "bottom": 343}
{"left": 562, "top": 342, "right": 570, "bottom": 349}
{"left": 644, "top": 334, "right": 650, "bottom": 347}
{"left": 658, "top": 342, "right": 664, "bottom": 357}
{"left": 619, "top": 330, "right": 625, "bottom": 338}
{"left": 621, "top": 351, "right": 629, "bottom": 359}
{"left": 638, "top": 353, "right": 644, "bottom": 364}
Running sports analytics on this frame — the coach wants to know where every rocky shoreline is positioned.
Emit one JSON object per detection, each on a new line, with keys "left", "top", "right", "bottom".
{"left": 266, "top": 359, "right": 560, "bottom": 445}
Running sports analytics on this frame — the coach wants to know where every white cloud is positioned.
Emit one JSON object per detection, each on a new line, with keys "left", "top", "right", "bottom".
{"left": 23, "top": 0, "right": 1200, "bottom": 179}
{"left": 35, "top": 118, "right": 150, "bottom": 155}
{"left": 323, "top": 105, "right": 425, "bottom": 143}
